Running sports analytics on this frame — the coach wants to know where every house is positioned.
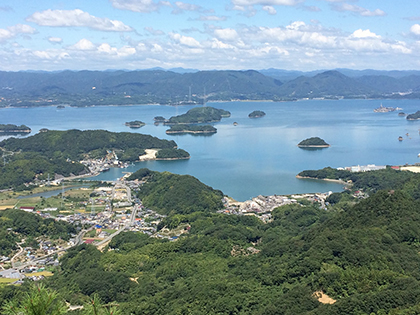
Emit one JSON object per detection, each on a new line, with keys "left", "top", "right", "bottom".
{"left": 20, "top": 206, "right": 35, "bottom": 212}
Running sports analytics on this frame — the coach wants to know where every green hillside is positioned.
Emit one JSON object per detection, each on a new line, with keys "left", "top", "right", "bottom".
{"left": 2, "top": 169, "right": 420, "bottom": 314}
{"left": 0, "top": 129, "right": 178, "bottom": 160}
{"left": 128, "top": 169, "right": 224, "bottom": 215}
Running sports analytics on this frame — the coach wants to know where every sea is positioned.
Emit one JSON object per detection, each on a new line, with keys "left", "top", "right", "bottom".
{"left": 1, "top": 99, "right": 419, "bottom": 201}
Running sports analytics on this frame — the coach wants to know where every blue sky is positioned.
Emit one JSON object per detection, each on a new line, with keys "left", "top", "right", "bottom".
{"left": 0, "top": 0, "right": 419, "bottom": 71}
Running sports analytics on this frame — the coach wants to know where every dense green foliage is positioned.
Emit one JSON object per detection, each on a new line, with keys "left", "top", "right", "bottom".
{"left": 128, "top": 169, "right": 223, "bottom": 215}
{"left": 0, "top": 152, "right": 87, "bottom": 190}
{"left": 166, "top": 124, "right": 217, "bottom": 134}
{"left": 0, "top": 209, "right": 76, "bottom": 255}
{"left": 248, "top": 110, "right": 266, "bottom": 118}
{"left": 0, "top": 124, "right": 31, "bottom": 132}
{"left": 124, "top": 120, "right": 145, "bottom": 128}
{"left": 0, "top": 130, "right": 178, "bottom": 161}
{"left": 167, "top": 107, "right": 231, "bottom": 124}
{"left": 298, "top": 137, "right": 329, "bottom": 147}
{"left": 406, "top": 110, "right": 420, "bottom": 120}
{"left": 3, "top": 169, "right": 420, "bottom": 314}
{"left": 298, "top": 167, "right": 418, "bottom": 192}
{"left": 155, "top": 148, "right": 190, "bottom": 159}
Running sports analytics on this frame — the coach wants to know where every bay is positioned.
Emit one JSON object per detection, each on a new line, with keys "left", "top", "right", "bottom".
{"left": 1, "top": 99, "right": 419, "bottom": 201}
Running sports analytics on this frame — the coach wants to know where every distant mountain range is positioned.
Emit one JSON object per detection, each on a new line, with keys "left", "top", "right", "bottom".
{"left": 0, "top": 68, "right": 419, "bottom": 107}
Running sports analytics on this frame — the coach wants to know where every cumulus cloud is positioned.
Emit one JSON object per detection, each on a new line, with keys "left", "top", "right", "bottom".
{"left": 331, "top": 3, "right": 386, "bottom": 17}
{"left": 214, "top": 28, "right": 239, "bottom": 41}
{"left": 350, "top": 29, "right": 381, "bottom": 39}
{"left": 170, "top": 33, "right": 201, "bottom": 47}
{"left": 48, "top": 37, "right": 63, "bottom": 44}
{"left": 262, "top": 6, "right": 277, "bottom": 15}
{"left": 410, "top": 24, "right": 420, "bottom": 36}
{"left": 27, "top": 9, "right": 133, "bottom": 32}
{"left": 68, "top": 39, "right": 96, "bottom": 50}
{"left": 0, "top": 24, "right": 36, "bottom": 43}
{"left": 110, "top": 0, "right": 170, "bottom": 12}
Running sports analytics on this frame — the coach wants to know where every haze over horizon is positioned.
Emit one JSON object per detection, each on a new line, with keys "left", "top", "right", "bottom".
{"left": 0, "top": 0, "right": 419, "bottom": 72}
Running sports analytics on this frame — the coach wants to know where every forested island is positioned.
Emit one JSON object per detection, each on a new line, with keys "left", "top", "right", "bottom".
{"left": 165, "top": 107, "right": 231, "bottom": 125}
{"left": 125, "top": 120, "right": 145, "bottom": 128}
{"left": 0, "top": 124, "right": 31, "bottom": 134}
{"left": 0, "top": 130, "right": 189, "bottom": 190}
{"left": 406, "top": 110, "right": 420, "bottom": 120}
{"left": 248, "top": 110, "right": 266, "bottom": 118}
{"left": 298, "top": 137, "right": 330, "bottom": 148}
{"left": 166, "top": 124, "right": 217, "bottom": 135}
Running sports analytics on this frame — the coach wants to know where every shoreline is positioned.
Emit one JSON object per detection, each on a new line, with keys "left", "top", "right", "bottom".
{"left": 295, "top": 175, "right": 349, "bottom": 186}
{"left": 297, "top": 145, "right": 330, "bottom": 148}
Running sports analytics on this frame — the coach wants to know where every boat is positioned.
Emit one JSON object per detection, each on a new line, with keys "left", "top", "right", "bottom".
{"left": 374, "top": 103, "right": 396, "bottom": 113}
{"left": 233, "top": 122, "right": 238, "bottom": 126}
{"left": 398, "top": 136, "right": 403, "bottom": 141}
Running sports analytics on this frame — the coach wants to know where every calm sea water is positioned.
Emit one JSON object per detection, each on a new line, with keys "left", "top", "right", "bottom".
{"left": 1, "top": 99, "right": 419, "bottom": 201}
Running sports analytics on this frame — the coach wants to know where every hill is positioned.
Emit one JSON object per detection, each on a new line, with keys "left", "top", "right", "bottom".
{"left": 277, "top": 70, "right": 376, "bottom": 98}
{"left": 0, "top": 129, "right": 179, "bottom": 161}
{"left": 128, "top": 168, "right": 224, "bottom": 215}
{"left": 1, "top": 69, "right": 420, "bottom": 106}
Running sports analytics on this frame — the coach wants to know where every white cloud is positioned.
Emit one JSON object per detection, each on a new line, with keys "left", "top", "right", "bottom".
{"left": 198, "top": 15, "right": 227, "bottom": 21}
{"left": 145, "top": 27, "right": 165, "bottom": 35}
{"left": 350, "top": 29, "right": 381, "bottom": 39}
{"left": 110, "top": 0, "right": 170, "bottom": 13}
{"left": 170, "top": 33, "right": 201, "bottom": 47}
{"left": 231, "top": 0, "right": 299, "bottom": 5}
{"left": 27, "top": 9, "right": 133, "bottom": 32}
{"left": 48, "top": 37, "right": 63, "bottom": 44}
{"left": 331, "top": 3, "right": 386, "bottom": 17}
{"left": 410, "top": 24, "right": 420, "bottom": 36}
{"left": 214, "top": 28, "right": 239, "bottom": 41}
{"left": 262, "top": 6, "right": 277, "bottom": 15}
{"left": 69, "top": 39, "right": 96, "bottom": 51}
{"left": 0, "top": 24, "right": 36, "bottom": 43}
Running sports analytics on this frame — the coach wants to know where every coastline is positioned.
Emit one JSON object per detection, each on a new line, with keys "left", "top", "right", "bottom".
{"left": 297, "top": 145, "right": 330, "bottom": 148}
{"left": 296, "top": 175, "right": 349, "bottom": 186}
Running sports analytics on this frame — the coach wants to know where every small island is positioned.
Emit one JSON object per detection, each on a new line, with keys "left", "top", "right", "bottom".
{"left": 406, "top": 111, "right": 420, "bottom": 120}
{"left": 125, "top": 120, "right": 146, "bottom": 128}
{"left": 248, "top": 110, "right": 266, "bottom": 118}
{"left": 0, "top": 124, "right": 31, "bottom": 134}
{"left": 165, "top": 107, "right": 231, "bottom": 125}
{"left": 298, "top": 137, "right": 330, "bottom": 148}
{"left": 154, "top": 116, "right": 167, "bottom": 123}
{"left": 166, "top": 124, "right": 217, "bottom": 135}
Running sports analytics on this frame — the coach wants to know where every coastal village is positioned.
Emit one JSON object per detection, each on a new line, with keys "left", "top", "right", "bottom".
{"left": 1, "top": 160, "right": 420, "bottom": 284}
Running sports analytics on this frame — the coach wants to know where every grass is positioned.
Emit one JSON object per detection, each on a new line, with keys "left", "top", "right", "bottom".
{"left": 0, "top": 278, "right": 18, "bottom": 284}
{"left": 27, "top": 271, "right": 54, "bottom": 277}
{"left": 102, "top": 229, "right": 117, "bottom": 234}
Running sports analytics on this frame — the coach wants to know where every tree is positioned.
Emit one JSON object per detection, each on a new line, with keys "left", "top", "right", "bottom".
{"left": 1, "top": 283, "right": 67, "bottom": 315}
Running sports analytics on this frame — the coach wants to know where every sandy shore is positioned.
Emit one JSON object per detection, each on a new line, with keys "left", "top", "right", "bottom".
{"left": 296, "top": 175, "right": 349, "bottom": 186}
{"left": 139, "top": 149, "right": 158, "bottom": 161}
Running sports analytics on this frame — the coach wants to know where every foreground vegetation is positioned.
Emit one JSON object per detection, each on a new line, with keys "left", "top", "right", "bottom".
{"left": 2, "top": 168, "right": 420, "bottom": 314}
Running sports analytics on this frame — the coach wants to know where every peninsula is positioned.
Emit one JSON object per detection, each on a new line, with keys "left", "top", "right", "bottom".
{"left": 0, "top": 124, "right": 31, "bottom": 134}
{"left": 165, "top": 107, "right": 231, "bottom": 125}
{"left": 125, "top": 120, "right": 146, "bottom": 128}
{"left": 166, "top": 125, "right": 217, "bottom": 135}
{"left": 248, "top": 110, "right": 266, "bottom": 118}
{"left": 298, "top": 137, "right": 330, "bottom": 148}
